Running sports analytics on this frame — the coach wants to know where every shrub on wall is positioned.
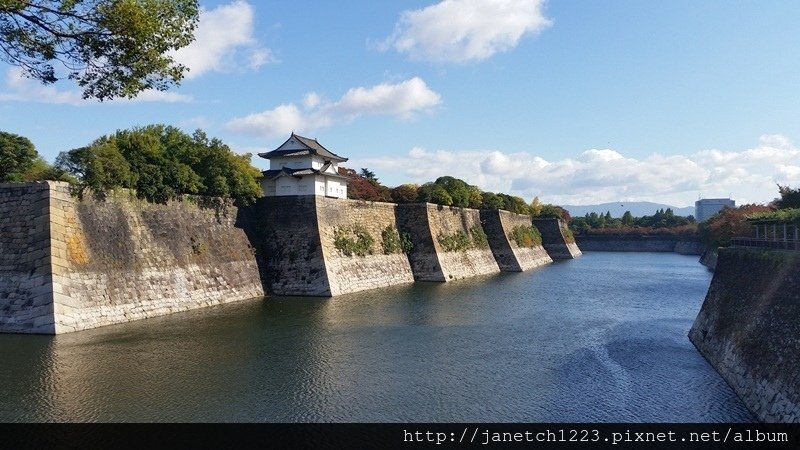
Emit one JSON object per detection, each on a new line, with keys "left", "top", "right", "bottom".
{"left": 381, "top": 225, "right": 401, "bottom": 254}
{"left": 437, "top": 231, "right": 471, "bottom": 252}
{"left": 470, "top": 224, "right": 489, "bottom": 249}
{"left": 380, "top": 225, "right": 414, "bottom": 254}
{"left": 509, "top": 225, "right": 542, "bottom": 248}
{"left": 437, "top": 224, "right": 489, "bottom": 252}
{"left": 334, "top": 225, "right": 375, "bottom": 256}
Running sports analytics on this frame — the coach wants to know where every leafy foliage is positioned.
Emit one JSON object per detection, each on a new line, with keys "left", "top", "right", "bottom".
{"left": 698, "top": 204, "right": 772, "bottom": 247}
{"left": 0, "top": 130, "right": 72, "bottom": 182}
{"left": 380, "top": 225, "right": 413, "bottom": 254}
{"left": 339, "top": 167, "right": 391, "bottom": 202}
{"left": 534, "top": 204, "right": 571, "bottom": 222}
{"left": 570, "top": 208, "right": 696, "bottom": 237}
{"left": 0, "top": 0, "right": 199, "bottom": 100}
{"left": 437, "top": 224, "right": 489, "bottom": 251}
{"left": 746, "top": 208, "right": 800, "bottom": 224}
{"left": 776, "top": 185, "right": 800, "bottom": 209}
{"left": 437, "top": 230, "right": 471, "bottom": 252}
{"left": 333, "top": 225, "right": 375, "bottom": 256}
{"left": 390, "top": 183, "right": 418, "bottom": 203}
{"left": 509, "top": 225, "right": 542, "bottom": 248}
{"left": 470, "top": 224, "right": 489, "bottom": 249}
{"left": 0, "top": 131, "right": 37, "bottom": 182}
{"left": 56, "top": 125, "right": 262, "bottom": 203}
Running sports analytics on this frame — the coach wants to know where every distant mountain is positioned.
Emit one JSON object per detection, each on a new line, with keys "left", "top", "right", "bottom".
{"left": 561, "top": 201, "right": 695, "bottom": 218}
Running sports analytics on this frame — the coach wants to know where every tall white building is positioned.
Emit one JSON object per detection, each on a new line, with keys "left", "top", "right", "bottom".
{"left": 695, "top": 198, "right": 735, "bottom": 222}
{"left": 258, "top": 133, "right": 349, "bottom": 199}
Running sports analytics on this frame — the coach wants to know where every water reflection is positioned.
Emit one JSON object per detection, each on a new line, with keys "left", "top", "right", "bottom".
{"left": 0, "top": 253, "right": 753, "bottom": 422}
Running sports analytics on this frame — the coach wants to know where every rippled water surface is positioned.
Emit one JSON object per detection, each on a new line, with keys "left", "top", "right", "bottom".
{"left": 0, "top": 252, "right": 753, "bottom": 422}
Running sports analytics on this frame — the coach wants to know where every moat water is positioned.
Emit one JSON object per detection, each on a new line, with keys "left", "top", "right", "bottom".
{"left": 0, "top": 252, "right": 753, "bottom": 422}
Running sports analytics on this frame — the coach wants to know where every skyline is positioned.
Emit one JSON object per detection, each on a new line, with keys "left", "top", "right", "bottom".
{"left": 2, "top": 0, "right": 799, "bottom": 207}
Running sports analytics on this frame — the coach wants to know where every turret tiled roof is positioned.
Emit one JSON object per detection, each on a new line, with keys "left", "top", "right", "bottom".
{"left": 258, "top": 133, "right": 348, "bottom": 162}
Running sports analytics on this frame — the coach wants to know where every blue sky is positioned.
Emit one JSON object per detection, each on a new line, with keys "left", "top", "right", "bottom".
{"left": 1, "top": 0, "right": 799, "bottom": 207}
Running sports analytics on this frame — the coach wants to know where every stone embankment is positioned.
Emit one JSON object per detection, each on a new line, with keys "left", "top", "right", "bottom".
{"left": 532, "top": 218, "right": 582, "bottom": 259}
{"left": 246, "top": 198, "right": 556, "bottom": 295}
{"left": 689, "top": 247, "right": 800, "bottom": 422}
{"left": 575, "top": 235, "right": 704, "bottom": 255}
{"left": 0, "top": 182, "right": 264, "bottom": 334}
{"left": 2, "top": 184, "right": 581, "bottom": 333}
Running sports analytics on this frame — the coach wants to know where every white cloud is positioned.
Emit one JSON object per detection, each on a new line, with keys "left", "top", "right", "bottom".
{"left": 356, "top": 134, "right": 800, "bottom": 206}
{"left": 225, "top": 77, "right": 441, "bottom": 137}
{"left": 0, "top": 68, "right": 192, "bottom": 105}
{"left": 379, "top": 0, "right": 551, "bottom": 63}
{"left": 171, "top": 1, "right": 274, "bottom": 79}
{"left": 333, "top": 78, "right": 442, "bottom": 119}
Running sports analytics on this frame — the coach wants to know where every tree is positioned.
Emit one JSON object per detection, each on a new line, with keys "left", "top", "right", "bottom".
{"left": 0, "top": 0, "right": 199, "bottom": 100}
{"left": 417, "top": 182, "right": 452, "bottom": 206}
{"left": 340, "top": 167, "right": 391, "bottom": 202}
{"left": 390, "top": 184, "right": 418, "bottom": 203}
{"left": 480, "top": 192, "right": 504, "bottom": 210}
{"left": 57, "top": 125, "right": 263, "bottom": 203}
{"left": 621, "top": 210, "right": 634, "bottom": 226}
{"left": 360, "top": 168, "right": 377, "bottom": 182}
{"left": 0, "top": 131, "right": 37, "bottom": 181}
{"left": 776, "top": 184, "right": 800, "bottom": 209}
{"left": 529, "top": 196, "right": 542, "bottom": 216}
{"left": 1, "top": 130, "right": 71, "bottom": 182}
{"left": 433, "top": 176, "right": 470, "bottom": 207}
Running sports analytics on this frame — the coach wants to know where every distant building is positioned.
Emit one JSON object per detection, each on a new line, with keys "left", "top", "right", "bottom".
{"left": 258, "top": 133, "right": 348, "bottom": 199}
{"left": 695, "top": 198, "right": 735, "bottom": 222}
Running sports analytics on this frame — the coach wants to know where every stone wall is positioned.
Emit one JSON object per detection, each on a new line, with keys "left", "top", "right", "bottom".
{"left": 1, "top": 182, "right": 264, "bottom": 334}
{"left": 0, "top": 182, "right": 56, "bottom": 333}
{"left": 532, "top": 218, "right": 582, "bottom": 259}
{"left": 315, "top": 197, "right": 414, "bottom": 296}
{"left": 481, "top": 209, "right": 552, "bottom": 271}
{"left": 241, "top": 196, "right": 330, "bottom": 296}
{"left": 576, "top": 235, "right": 704, "bottom": 255}
{"left": 689, "top": 247, "right": 800, "bottom": 422}
{"left": 422, "top": 204, "right": 500, "bottom": 280}
{"left": 699, "top": 247, "right": 718, "bottom": 271}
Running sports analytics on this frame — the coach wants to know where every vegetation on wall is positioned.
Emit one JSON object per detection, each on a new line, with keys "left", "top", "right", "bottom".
{"left": 380, "top": 225, "right": 413, "bottom": 254}
{"left": 333, "top": 225, "right": 375, "bottom": 256}
{"left": 56, "top": 125, "right": 262, "bottom": 204}
{"left": 437, "top": 224, "right": 489, "bottom": 252}
{"left": 509, "top": 225, "right": 542, "bottom": 248}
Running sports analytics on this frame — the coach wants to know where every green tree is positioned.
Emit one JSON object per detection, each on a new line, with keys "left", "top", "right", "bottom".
{"left": 417, "top": 183, "right": 453, "bottom": 206}
{"left": 57, "top": 125, "right": 262, "bottom": 203}
{"left": 390, "top": 184, "right": 418, "bottom": 203}
{"left": 360, "top": 168, "right": 377, "bottom": 182}
{"left": 434, "top": 176, "right": 470, "bottom": 207}
{"left": 0, "top": 0, "right": 199, "bottom": 100}
{"left": 621, "top": 210, "right": 634, "bottom": 226}
{"left": 0, "top": 131, "right": 37, "bottom": 182}
{"left": 480, "top": 192, "right": 504, "bottom": 209}
{"left": 1, "top": 130, "right": 72, "bottom": 182}
{"left": 776, "top": 184, "right": 800, "bottom": 209}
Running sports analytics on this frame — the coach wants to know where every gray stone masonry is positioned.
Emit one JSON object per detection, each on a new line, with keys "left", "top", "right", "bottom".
{"left": 532, "top": 218, "right": 582, "bottom": 259}
{"left": 1, "top": 182, "right": 264, "bottom": 334}
{"left": 481, "top": 209, "right": 552, "bottom": 271}
{"left": 689, "top": 247, "right": 800, "bottom": 422}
